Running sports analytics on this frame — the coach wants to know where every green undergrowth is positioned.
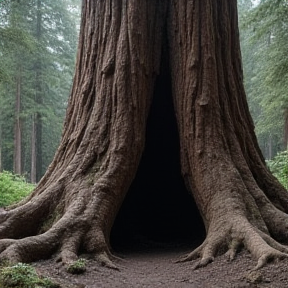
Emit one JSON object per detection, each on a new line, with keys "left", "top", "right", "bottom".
{"left": 267, "top": 150, "right": 288, "bottom": 190}
{"left": 0, "top": 262, "right": 60, "bottom": 288}
{"left": 66, "top": 259, "right": 87, "bottom": 274}
{"left": 0, "top": 171, "right": 35, "bottom": 207}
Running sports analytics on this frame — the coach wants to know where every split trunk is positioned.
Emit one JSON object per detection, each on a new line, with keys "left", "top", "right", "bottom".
{"left": 1, "top": 0, "right": 288, "bottom": 270}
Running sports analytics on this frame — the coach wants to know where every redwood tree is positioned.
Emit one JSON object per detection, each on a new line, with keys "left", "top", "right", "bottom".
{"left": 1, "top": 0, "right": 288, "bottom": 270}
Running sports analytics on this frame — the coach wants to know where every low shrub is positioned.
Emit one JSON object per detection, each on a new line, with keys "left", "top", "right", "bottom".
{"left": 0, "top": 171, "right": 35, "bottom": 207}
{"left": 266, "top": 150, "right": 288, "bottom": 189}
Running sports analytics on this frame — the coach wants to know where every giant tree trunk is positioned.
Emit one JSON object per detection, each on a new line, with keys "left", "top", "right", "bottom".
{"left": 1, "top": 0, "right": 288, "bottom": 270}
{"left": 169, "top": 0, "right": 288, "bottom": 269}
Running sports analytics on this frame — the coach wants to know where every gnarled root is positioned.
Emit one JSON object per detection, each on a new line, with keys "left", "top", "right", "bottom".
{"left": 0, "top": 232, "right": 59, "bottom": 264}
{"left": 0, "top": 206, "right": 119, "bottom": 270}
{"left": 0, "top": 230, "right": 119, "bottom": 271}
{"left": 177, "top": 216, "right": 288, "bottom": 270}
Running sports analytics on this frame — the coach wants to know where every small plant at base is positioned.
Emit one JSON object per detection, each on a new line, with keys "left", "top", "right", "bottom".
{"left": 0, "top": 262, "right": 60, "bottom": 288}
{"left": 66, "top": 259, "right": 87, "bottom": 274}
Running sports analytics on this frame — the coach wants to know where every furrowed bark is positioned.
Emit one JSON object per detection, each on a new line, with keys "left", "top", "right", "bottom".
{"left": 0, "top": 0, "right": 167, "bottom": 266}
{"left": 1, "top": 0, "right": 287, "bottom": 271}
{"left": 169, "top": 0, "right": 288, "bottom": 270}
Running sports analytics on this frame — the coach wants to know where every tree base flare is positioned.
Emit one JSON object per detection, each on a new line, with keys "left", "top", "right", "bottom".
{"left": 177, "top": 215, "right": 288, "bottom": 270}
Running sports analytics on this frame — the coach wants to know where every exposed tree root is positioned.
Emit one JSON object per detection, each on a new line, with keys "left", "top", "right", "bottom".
{"left": 0, "top": 233, "right": 59, "bottom": 264}
{"left": 0, "top": 194, "right": 115, "bottom": 269}
{"left": 0, "top": 227, "right": 119, "bottom": 271}
{"left": 1, "top": 0, "right": 288, "bottom": 275}
{"left": 177, "top": 216, "right": 288, "bottom": 270}
{"left": 94, "top": 252, "right": 119, "bottom": 270}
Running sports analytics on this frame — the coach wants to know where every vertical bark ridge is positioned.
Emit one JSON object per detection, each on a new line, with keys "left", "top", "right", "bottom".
{"left": 1, "top": 0, "right": 168, "bottom": 262}
{"left": 2, "top": 0, "right": 288, "bottom": 268}
{"left": 169, "top": 0, "right": 288, "bottom": 237}
{"left": 216, "top": 1, "right": 288, "bottom": 212}
{"left": 170, "top": 0, "right": 227, "bottom": 221}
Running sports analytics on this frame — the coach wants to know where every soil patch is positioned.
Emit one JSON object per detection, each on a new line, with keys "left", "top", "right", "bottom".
{"left": 34, "top": 242, "right": 288, "bottom": 288}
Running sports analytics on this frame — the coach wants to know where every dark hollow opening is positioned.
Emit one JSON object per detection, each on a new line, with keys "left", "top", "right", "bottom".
{"left": 111, "top": 48, "right": 205, "bottom": 251}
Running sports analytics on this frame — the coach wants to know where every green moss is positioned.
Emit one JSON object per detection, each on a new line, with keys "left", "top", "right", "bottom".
{"left": 66, "top": 259, "right": 86, "bottom": 274}
{"left": 0, "top": 263, "right": 60, "bottom": 288}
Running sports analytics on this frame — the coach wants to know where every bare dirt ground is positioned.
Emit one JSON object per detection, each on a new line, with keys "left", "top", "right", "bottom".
{"left": 34, "top": 240, "right": 288, "bottom": 288}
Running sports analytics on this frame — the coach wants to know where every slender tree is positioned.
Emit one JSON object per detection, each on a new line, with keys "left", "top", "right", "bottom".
{"left": 0, "top": 125, "right": 2, "bottom": 172}
{"left": 30, "top": 0, "right": 43, "bottom": 183}
{"left": 285, "top": 109, "right": 288, "bottom": 149}
{"left": 13, "top": 68, "right": 22, "bottom": 175}
{"left": 1, "top": 0, "right": 288, "bottom": 271}
{"left": 9, "top": 1, "right": 26, "bottom": 176}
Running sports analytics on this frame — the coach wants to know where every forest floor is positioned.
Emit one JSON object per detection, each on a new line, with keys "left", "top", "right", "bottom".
{"left": 33, "top": 239, "right": 288, "bottom": 288}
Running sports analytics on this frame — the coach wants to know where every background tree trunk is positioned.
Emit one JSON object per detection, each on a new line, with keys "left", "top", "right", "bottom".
{"left": 284, "top": 108, "right": 288, "bottom": 150}
{"left": 31, "top": 0, "right": 43, "bottom": 183}
{"left": 13, "top": 69, "right": 22, "bottom": 175}
{"left": 31, "top": 115, "right": 37, "bottom": 183}
{"left": 1, "top": 0, "right": 288, "bottom": 270}
{"left": 0, "top": 125, "right": 2, "bottom": 172}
